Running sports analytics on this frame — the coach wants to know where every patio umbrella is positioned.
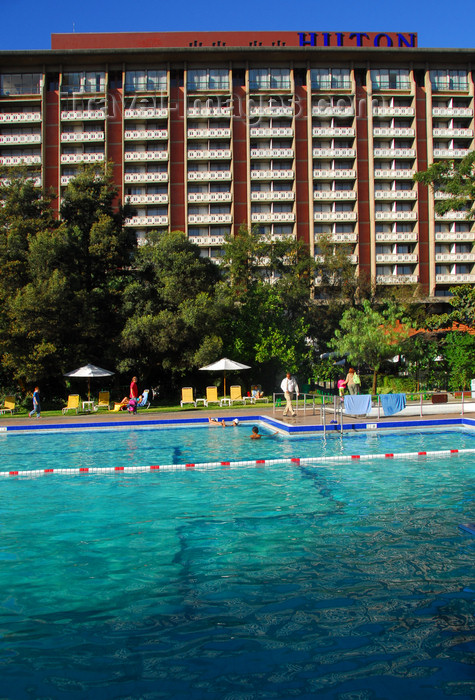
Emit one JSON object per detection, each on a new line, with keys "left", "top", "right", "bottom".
{"left": 199, "top": 357, "right": 250, "bottom": 397}
{"left": 64, "top": 363, "right": 115, "bottom": 400}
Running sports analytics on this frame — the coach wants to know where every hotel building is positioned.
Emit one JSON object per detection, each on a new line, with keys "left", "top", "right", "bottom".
{"left": 0, "top": 30, "right": 474, "bottom": 298}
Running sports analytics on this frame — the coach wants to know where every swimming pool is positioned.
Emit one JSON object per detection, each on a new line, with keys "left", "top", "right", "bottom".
{"left": 1, "top": 424, "right": 474, "bottom": 699}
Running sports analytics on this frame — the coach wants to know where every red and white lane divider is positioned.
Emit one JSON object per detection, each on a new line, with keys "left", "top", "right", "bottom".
{"left": 1, "top": 447, "right": 474, "bottom": 478}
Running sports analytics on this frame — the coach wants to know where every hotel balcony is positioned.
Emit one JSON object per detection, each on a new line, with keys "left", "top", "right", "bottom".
{"left": 376, "top": 253, "right": 418, "bottom": 263}
{"left": 187, "top": 170, "right": 232, "bottom": 181}
{"left": 188, "top": 214, "right": 233, "bottom": 224}
{"left": 60, "top": 153, "right": 104, "bottom": 164}
{"left": 311, "top": 106, "right": 354, "bottom": 117}
{"left": 61, "top": 110, "right": 106, "bottom": 121}
{"left": 188, "top": 192, "right": 232, "bottom": 203}
{"left": 375, "top": 190, "right": 417, "bottom": 200}
{"left": 373, "top": 148, "right": 416, "bottom": 158}
{"left": 0, "top": 133, "right": 41, "bottom": 146}
{"left": 124, "top": 129, "right": 168, "bottom": 141}
{"left": 124, "top": 107, "right": 168, "bottom": 119}
{"left": 372, "top": 107, "right": 415, "bottom": 116}
{"left": 313, "top": 169, "right": 356, "bottom": 179}
{"left": 376, "top": 232, "right": 418, "bottom": 242}
{"left": 435, "top": 211, "right": 469, "bottom": 220}
{"left": 187, "top": 128, "right": 231, "bottom": 139}
{"left": 251, "top": 169, "right": 295, "bottom": 180}
{"left": 376, "top": 274, "right": 418, "bottom": 284}
{"left": 124, "top": 172, "right": 169, "bottom": 184}
{"left": 187, "top": 149, "right": 232, "bottom": 160}
{"left": 126, "top": 194, "right": 169, "bottom": 205}
{"left": 61, "top": 175, "right": 77, "bottom": 185}
{"left": 313, "top": 190, "right": 356, "bottom": 200}
{"left": 374, "top": 169, "right": 415, "bottom": 179}
{"left": 124, "top": 151, "right": 168, "bottom": 162}
{"left": 187, "top": 106, "right": 232, "bottom": 117}
{"left": 435, "top": 231, "right": 475, "bottom": 241}
{"left": 315, "top": 232, "right": 358, "bottom": 243}
{"left": 249, "top": 105, "right": 294, "bottom": 117}
{"left": 373, "top": 127, "right": 415, "bottom": 137}
{"left": 312, "top": 127, "right": 355, "bottom": 137}
{"left": 1, "top": 175, "right": 41, "bottom": 187}
{"left": 315, "top": 254, "right": 358, "bottom": 265}
{"left": 432, "top": 107, "right": 473, "bottom": 117}
{"left": 433, "top": 148, "right": 470, "bottom": 158}
{"left": 251, "top": 190, "right": 295, "bottom": 202}
{"left": 250, "top": 127, "right": 294, "bottom": 137}
{"left": 251, "top": 212, "right": 296, "bottom": 223}
{"left": 125, "top": 215, "right": 169, "bottom": 227}
{"left": 436, "top": 273, "right": 475, "bottom": 283}
{"left": 312, "top": 148, "right": 356, "bottom": 158}
{"left": 251, "top": 148, "right": 294, "bottom": 158}
{"left": 0, "top": 112, "right": 41, "bottom": 123}
{"left": 61, "top": 131, "right": 104, "bottom": 143}
{"left": 375, "top": 211, "right": 417, "bottom": 221}
{"left": 435, "top": 253, "right": 475, "bottom": 262}
{"left": 0, "top": 154, "right": 41, "bottom": 166}
{"left": 189, "top": 235, "right": 226, "bottom": 246}
{"left": 314, "top": 211, "right": 357, "bottom": 222}
{"left": 432, "top": 127, "right": 473, "bottom": 138}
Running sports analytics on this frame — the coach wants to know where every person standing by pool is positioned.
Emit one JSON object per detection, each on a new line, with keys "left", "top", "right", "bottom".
{"left": 130, "top": 376, "right": 139, "bottom": 400}
{"left": 345, "top": 368, "right": 358, "bottom": 395}
{"left": 280, "top": 371, "right": 299, "bottom": 417}
{"left": 29, "top": 386, "right": 41, "bottom": 418}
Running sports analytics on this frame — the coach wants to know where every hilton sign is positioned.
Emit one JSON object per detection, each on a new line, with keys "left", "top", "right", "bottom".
{"left": 298, "top": 32, "right": 417, "bottom": 48}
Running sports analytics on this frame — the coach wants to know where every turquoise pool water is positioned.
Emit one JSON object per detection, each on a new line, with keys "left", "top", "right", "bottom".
{"left": 0, "top": 425, "right": 474, "bottom": 698}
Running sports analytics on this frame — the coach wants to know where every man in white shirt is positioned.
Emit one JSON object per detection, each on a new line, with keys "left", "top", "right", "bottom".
{"left": 280, "top": 371, "right": 299, "bottom": 417}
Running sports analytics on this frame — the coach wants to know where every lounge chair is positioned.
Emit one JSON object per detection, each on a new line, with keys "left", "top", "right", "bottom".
{"left": 0, "top": 396, "right": 15, "bottom": 414}
{"left": 206, "top": 386, "right": 222, "bottom": 407}
{"left": 180, "top": 387, "right": 196, "bottom": 408}
{"left": 110, "top": 398, "right": 128, "bottom": 412}
{"left": 136, "top": 389, "right": 150, "bottom": 409}
{"left": 230, "top": 385, "right": 255, "bottom": 405}
{"left": 62, "top": 394, "right": 80, "bottom": 414}
{"left": 96, "top": 391, "right": 110, "bottom": 410}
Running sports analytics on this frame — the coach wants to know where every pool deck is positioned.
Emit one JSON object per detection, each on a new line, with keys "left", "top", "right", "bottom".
{"left": 3, "top": 401, "right": 475, "bottom": 433}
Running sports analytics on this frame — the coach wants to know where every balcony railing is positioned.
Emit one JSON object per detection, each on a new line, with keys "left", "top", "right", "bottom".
{"left": 125, "top": 215, "right": 169, "bottom": 227}
{"left": 187, "top": 106, "right": 232, "bottom": 117}
{"left": 435, "top": 231, "right": 475, "bottom": 241}
{"left": 314, "top": 211, "right": 357, "bottom": 221}
{"left": 315, "top": 232, "right": 358, "bottom": 243}
{"left": 373, "top": 148, "right": 416, "bottom": 158}
{"left": 249, "top": 106, "right": 294, "bottom": 117}
{"left": 187, "top": 170, "right": 232, "bottom": 181}
{"left": 250, "top": 127, "right": 294, "bottom": 137}
{"left": 311, "top": 106, "right": 354, "bottom": 116}
{"left": 251, "top": 191, "right": 295, "bottom": 201}
{"left": 0, "top": 154, "right": 41, "bottom": 166}
{"left": 375, "top": 211, "right": 417, "bottom": 221}
{"left": 432, "top": 128, "right": 473, "bottom": 137}
{"left": 436, "top": 273, "right": 475, "bottom": 282}
{"left": 312, "top": 127, "right": 355, "bottom": 137}
{"left": 251, "top": 169, "right": 295, "bottom": 180}
{"left": 374, "top": 190, "right": 417, "bottom": 200}
{"left": 376, "top": 232, "right": 418, "bottom": 242}
{"left": 376, "top": 254, "right": 418, "bottom": 263}
{"left": 372, "top": 107, "right": 414, "bottom": 116}
{"left": 432, "top": 107, "right": 473, "bottom": 117}
{"left": 124, "top": 151, "right": 168, "bottom": 162}
{"left": 124, "top": 108, "right": 168, "bottom": 119}
{"left": 0, "top": 133, "right": 41, "bottom": 145}
{"left": 376, "top": 274, "right": 418, "bottom": 284}
{"left": 61, "top": 131, "right": 104, "bottom": 143}
{"left": 373, "top": 127, "right": 415, "bottom": 137}
{"left": 188, "top": 235, "right": 226, "bottom": 246}
{"left": 313, "top": 148, "right": 356, "bottom": 158}
{"left": 188, "top": 192, "right": 232, "bottom": 203}
{"left": 251, "top": 148, "right": 294, "bottom": 158}
{"left": 251, "top": 212, "right": 296, "bottom": 223}
{"left": 61, "top": 110, "right": 106, "bottom": 121}
{"left": 314, "top": 190, "right": 356, "bottom": 200}
{"left": 187, "top": 149, "right": 232, "bottom": 160}
{"left": 124, "top": 172, "right": 169, "bottom": 183}
{"left": 126, "top": 194, "right": 169, "bottom": 205}
{"left": 60, "top": 153, "right": 104, "bottom": 164}
{"left": 435, "top": 211, "right": 470, "bottom": 220}
{"left": 374, "top": 169, "right": 415, "bottom": 179}
{"left": 188, "top": 214, "right": 233, "bottom": 224}
{"left": 124, "top": 129, "right": 168, "bottom": 140}
{"left": 433, "top": 148, "right": 470, "bottom": 158}
{"left": 435, "top": 253, "right": 475, "bottom": 262}
{"left": 313, "top": 169, "right": 356, "bottom": 179}
{"left": 0, "top": 112, "right": 41, "bottom": 123}
{"left": 187, "top": 128, "right": 231, "bottom": 139}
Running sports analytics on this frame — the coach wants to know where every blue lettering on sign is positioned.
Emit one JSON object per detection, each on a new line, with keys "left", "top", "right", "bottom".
{"left": 398, "top": 33, "right": 416, "bottom": 47}
{"left": 374, "top": 33, "right": 393, "bottom": 47}
{"left": 349, "top": 33, "right": 370, "bottom": 46}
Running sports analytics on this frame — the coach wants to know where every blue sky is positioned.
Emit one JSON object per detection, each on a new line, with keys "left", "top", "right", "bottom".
{"left": 1, "top": 0, "right": 473, "bottom": 51}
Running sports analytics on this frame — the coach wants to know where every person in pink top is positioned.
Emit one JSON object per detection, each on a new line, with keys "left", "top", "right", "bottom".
{"left": 337, "top": 377, "right": 347, "bottom": 398}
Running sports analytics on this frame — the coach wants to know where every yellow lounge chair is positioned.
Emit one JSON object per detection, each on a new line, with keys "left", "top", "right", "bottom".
{"left": 0, "top": 396, "right": 15, "bottom": 414}
{"left": 230, "top": 385, "right": 255, "bottom": 405}
{"left": 180, "top": 387, "right": 196, "bottom": 408}
{"left": 96, "top": 391, "right": 110, "bottom": 410}
{"left": 206, "top": 386, "right": 222, "bottom": 406}
{"left": 62, "top": 394, "right": 80, "bottom": 415}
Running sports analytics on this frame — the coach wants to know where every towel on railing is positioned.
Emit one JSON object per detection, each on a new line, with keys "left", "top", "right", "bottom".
{"left": 380, "top": 393, "right": 406, "bottom": 416}
{"left": 344, "top": 394, "right": 372, "bottom": 416}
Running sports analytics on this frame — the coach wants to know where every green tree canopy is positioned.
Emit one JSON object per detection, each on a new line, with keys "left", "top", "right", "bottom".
{"left": 414, "top": 150, "right": 475, "bottom": 217}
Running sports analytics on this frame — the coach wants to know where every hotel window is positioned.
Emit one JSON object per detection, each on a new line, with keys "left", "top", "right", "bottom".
{"left": 62, "top": 72, "right": 106, "bottom": 94}
{"left": 371, "top": 69, "right": 410, "bottom": 90}
{"left": 187, "top": 69, "right": 229, "bottom": 91}
{"left": 430, "top": 70, "right": 468, "bottom": 91}
{"left": 310, "top": 68, "right": 351, "bottom": 90}
{"left": 0, "top": 73, "right": 42, "bottom": 96}
{"left": 249, "top": 68, "right": 291, "bottom": 90}
{"left": 124, "top": 70, "right": 167, "bottom": 93}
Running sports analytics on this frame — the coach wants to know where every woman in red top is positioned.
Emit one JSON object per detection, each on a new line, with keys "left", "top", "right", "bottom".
{"left": 130, "top": 376, "right": 138, "bottom": 399}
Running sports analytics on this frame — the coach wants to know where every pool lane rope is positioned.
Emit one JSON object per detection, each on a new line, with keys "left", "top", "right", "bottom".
{"left": 1, "top": 447, "right": 474, "bottom": 478}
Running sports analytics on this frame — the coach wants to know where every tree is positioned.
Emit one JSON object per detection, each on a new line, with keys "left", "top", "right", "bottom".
{"left": 414, "top": 151, "right": 475, "bottom": 218}
{"left": 330, "top": 300, "right": 411, "bottom": 394}
{"left": 442, "top": 331, "right": 475, "bottom": 391}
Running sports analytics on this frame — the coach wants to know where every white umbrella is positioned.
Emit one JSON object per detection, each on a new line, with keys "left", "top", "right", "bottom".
{"left": 199, "top": 357, "right": 250, "bottom": 397}
{"left": 64, "top": 363, "right": 115, "bottom": 400}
